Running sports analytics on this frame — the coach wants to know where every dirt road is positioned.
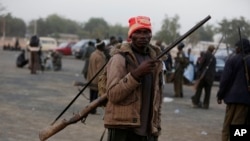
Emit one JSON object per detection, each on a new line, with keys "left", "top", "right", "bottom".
{"left": 0, "top": 49, "right": 226, "bottom": 141}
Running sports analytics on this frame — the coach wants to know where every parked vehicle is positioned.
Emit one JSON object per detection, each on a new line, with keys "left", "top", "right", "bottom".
{"left": 215, "top": 48, "right": 233, "bottom": 61}
{"left": 39, "top": 37, "right": 58, "bottom": 51}
{"left": 71, "top": 39, "right": 96, "bottom": 59}
{"left": 55, "top": 42, "right": 76, "bottom": 55}
{"left": 192, "top": 57, "right": 225, "bottom": 82}
{"left": 214, "top": 58, "right": 225, "bottom": 81}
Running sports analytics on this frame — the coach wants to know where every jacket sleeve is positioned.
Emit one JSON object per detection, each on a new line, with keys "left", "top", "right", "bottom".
{"left": 216, "top": 58, "right": 234, "bottom": 100}
{"left": 106, "top": 54, "right": 141, "bottom": 104}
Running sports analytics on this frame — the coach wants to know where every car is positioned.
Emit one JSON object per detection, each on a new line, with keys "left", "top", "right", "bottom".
{"left": 214, "top": 58, "right": 225, "bottom": 81}
{"left": 39, "top": 37, "right": 58, "bottom": 51}
{"left": 71, "top": 39, "right": 96, "bottom": 59}
{"left": 55, "top": 42, "right": 76, "bottom": 55}
{"left": 215, "top": 48, "right": 233, "bottom": 61}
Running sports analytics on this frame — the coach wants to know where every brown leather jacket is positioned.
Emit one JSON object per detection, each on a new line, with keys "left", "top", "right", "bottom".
{"left": 104, "top": 43, "right": 164, "bottom": 136}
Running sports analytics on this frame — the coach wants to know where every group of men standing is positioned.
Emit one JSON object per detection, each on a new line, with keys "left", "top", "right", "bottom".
{"left": 163, "top": 40, "right": 216, "bottom": 107}
{"left": 155, "top": 35, "right": 250, "bottom": 141}
{"left": 75, "top": 16, "right": 250, "bottom": 141}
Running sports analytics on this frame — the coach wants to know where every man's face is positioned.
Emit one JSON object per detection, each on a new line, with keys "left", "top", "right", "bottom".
{"left": 130, "top": 28, "right": 152, "bottom": 48}
{"left": 235, "top": 46, "right": 241, "bottom": 54}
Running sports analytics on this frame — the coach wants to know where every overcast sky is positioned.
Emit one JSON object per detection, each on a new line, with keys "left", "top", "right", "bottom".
{"left": 1, "top": 0, "right": 250, "bottom": 34}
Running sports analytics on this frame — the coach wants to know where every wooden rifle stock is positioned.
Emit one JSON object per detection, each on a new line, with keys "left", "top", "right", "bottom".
{"left": 39, "top": 94, "right": 107, "bottom": 141}
{"left": 193, "top": 68, "right": 207, "bottom": 91}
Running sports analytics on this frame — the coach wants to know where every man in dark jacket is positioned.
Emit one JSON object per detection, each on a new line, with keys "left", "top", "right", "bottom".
{"left": 191, "top": 45, "right": 216, "bottom": 109}
{"left": 217, "top": 38, "right": 250, "bottom": 141}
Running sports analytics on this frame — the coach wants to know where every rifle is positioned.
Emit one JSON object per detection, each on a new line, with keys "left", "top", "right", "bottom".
{"left": 39, "top": 94, "right": 108, "bottom": 141}
{"left": 73, "top": 81, "right": 98, "bottom": 87}
{"left": 193, "top": 35, "right": 224, "bottom": 91}
{"left": 50, "top": 61, "right": 108, "bottom": 126}
{"left": 38, "top": 15, "right": 211, "bottom": 141}
{"left": 238, "top": 27, "right": 250, "bottom": 91}
{"left": 73, "top": 81, "right": 98, "bottom": 100}
{"left": 156, "top": 15, "right": 211, "bottom": 60}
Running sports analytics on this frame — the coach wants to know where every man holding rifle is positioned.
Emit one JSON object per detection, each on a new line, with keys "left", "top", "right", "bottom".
{"left": 103, "top": 16, "right": 163, "bottom": 141}
{"left": 191, "top": 45, "right": 216, "bottom": 109}
{"left": 38, "top": 15, "right": 211, "bottom": 141}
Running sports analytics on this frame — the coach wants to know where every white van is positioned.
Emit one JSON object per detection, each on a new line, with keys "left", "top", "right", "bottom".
{"left": 39, "top": 37, "right": 57, "bottom": 51}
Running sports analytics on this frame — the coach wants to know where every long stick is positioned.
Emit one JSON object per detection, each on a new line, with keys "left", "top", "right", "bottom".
{"left": 39, "top": 15, "right": 211, "bottom": 141}
{"left": 39, "top": 94, "right": 107, "bottom": 141}
{"left": 50, "top": 61, "right": 108, "bottom": 125}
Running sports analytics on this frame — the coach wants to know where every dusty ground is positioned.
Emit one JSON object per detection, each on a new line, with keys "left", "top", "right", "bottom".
{"left": 0, "top": 49, "right": 226, "bottom": 141}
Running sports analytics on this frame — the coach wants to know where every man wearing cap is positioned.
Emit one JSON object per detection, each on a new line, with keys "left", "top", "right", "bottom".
{"left": 192, "top": 45, "right": 216, "bottom": 109}
{"left": 104, "top": 16, "right": 164, "bottom": 141}
{"left": 217, "top": 38, "right": 250, "bottom": 141}
{"left": 87, "top": 41, "right": 106, "bottom": 114}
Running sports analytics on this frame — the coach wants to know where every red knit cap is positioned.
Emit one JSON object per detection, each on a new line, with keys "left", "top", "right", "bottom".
{"left": 128, "top": 16, "right": 152, "bottom": 38}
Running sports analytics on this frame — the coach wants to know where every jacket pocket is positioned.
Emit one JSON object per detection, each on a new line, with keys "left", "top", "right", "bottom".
{"left": 117, "top": 93, "right": 138, "bottom": 106}
{"left": 112, "top": 101, "right": 140, "bottom": 124}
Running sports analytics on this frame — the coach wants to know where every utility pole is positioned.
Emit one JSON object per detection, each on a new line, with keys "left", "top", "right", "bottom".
{"left": 34, "top": 20, "right": 37, "bottom": 35}
{"left": 1, "top": 15, "right": 5, "bottom": 44}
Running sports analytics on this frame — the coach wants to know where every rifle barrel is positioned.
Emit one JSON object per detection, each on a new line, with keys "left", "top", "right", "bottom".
{"left": 51, "top": 61, "right": 108, "bottom": 125}
{"left": 156, "top": 15, "right": 211, "bottom": 60}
